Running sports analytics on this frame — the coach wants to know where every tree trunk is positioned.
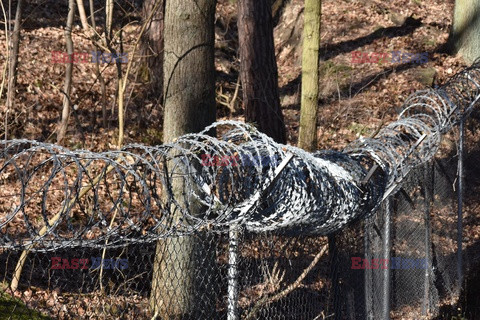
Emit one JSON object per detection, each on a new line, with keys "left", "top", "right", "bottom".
{"left": 149, "top": 0, "right": 217, "bottom": 318}
{"left": 140, "top": 0, "right": 164, "bottom": 97}
{"left": 75, "top": 0, "right": 89, "bottom": 31}
{"left": 448, "top": 0, "right": 480, "bottom": 63}
{"left": 237, "top": 0, "right": 286, "bottom": 144}
{"left": 298, "top": 0, "right": 321, "bottom": 152}
{"left": 57, "top": 0, "right": 76, "bottom": 145}
{"left": 89, "top": 0, "right": 108, "bottom": 127}
{"left": 162, "top": 0, "right": 216, "bottom": 139}
{"left": 5, "top": 0, "right": 23, "bottom": 140}
{"left": 106, "top": 0, "right": 113, "bottom": 39}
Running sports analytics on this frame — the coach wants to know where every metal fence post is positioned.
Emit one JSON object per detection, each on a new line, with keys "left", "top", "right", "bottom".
{"left": 423, "top": 163, "right": 433, "bottom": 315}
{"left": 457, "top": 119, "right": 465, "bottom": 292}
{"left": 364, "top": 219, "right": 373, "bottom": 320}
{"left": 328, "top": 234, "right": 341, "bottom": 320}
{"left": 227, "top": 227, "right": 240, "bottom": 320}
{"left": 382, "top": 198, "right": 392, "bottom": 320}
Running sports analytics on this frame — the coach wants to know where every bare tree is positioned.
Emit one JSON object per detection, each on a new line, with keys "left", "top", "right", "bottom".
{"left": 88, "top": 0, "right": 108, "bottom": 127}
{"left": 76, "top": 0, "right": 89, "bottom": 31}
{"left": 5, "top": 0, "right": 24, "bottom": 140}
{"left": 237, "top": 0, "right": 286, "bottom": 143}
{"left": 57, "top": 0, "right": 76, "bottom": 145}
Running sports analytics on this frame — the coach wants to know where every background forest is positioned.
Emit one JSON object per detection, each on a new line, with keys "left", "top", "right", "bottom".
{"left": 0, "top": 0, "right": 468, "bottom": 150}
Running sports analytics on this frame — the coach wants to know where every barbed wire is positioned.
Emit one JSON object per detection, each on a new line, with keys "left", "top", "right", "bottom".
{"left": 345, "top": 60, "right": 480, "bottom": 199}
{"left": 1, "top": 60, "right": 480, "bottom": 251}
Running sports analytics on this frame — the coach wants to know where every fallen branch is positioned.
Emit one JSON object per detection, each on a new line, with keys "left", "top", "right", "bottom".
{"left": 243, "top": 243, "right": 328, "bottom": 320}
{"left": 216, "top": 77, "right": 241, "bottom": 114}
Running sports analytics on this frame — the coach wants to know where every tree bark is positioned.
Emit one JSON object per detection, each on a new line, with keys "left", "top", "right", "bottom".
{"left": 448, "top": 0, "right": 480, "bottom": 63}
{"left": 149, "top": 0, "right": 217, "bottom": 318}
{"left": 298, "top": 0, "right": 321, "bottom": 152}
{"left": 140, "top": 0, "right": 164, "bottom": 97}
{"left": 237, "top": 0, "right": 286, "bottom": 144}
{"left": 5, "top": 0, "right": 23, "bottom": 140}
{"left": 57, "top": 0, "right": 76, "bottom": 145}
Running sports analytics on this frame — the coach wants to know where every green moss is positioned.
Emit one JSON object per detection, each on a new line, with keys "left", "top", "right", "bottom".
{"left": 423, "top": 38, "right": 437, "bottom": 47}
{"left": 70, "top": 142, "right": 83, "bottom": 150}
{"left": 0, "top": 290, "right": 51, "bottom": 319}
{"left": 348, "top": 122, "right": 372, "bottom": 137}
{"left": 141, "top": 128, "right": 163, "bottom": 145}
{"left": 138, "top": 63, "right": 151, "bottom": 83}
{"left": 319, "top": 61, "right": 352, "bottom": 78}
{"left": 33, "top": 79, "right": 43, "bottom": 89}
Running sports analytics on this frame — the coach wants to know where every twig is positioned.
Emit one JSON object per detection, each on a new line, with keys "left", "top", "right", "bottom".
{"left": 56, "top": 0, "right": 76, "bottom": 145}
{"left": 216, "top": 77, "right": 241, "bottom": 114}
{"left": 105, "top": 0, "right": 113, "bottom": 40}
{"left": 75, "top": 0, "right": 90, "bottom": 32}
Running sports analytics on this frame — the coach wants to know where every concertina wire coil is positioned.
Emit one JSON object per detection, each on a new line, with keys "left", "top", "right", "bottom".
{"left": 1, "top": 60, "right": 480, "bottom": 251}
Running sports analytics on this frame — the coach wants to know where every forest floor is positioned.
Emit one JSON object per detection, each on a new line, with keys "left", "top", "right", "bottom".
{"left": 1, "top": 0, "right": 480, "bottom": 319}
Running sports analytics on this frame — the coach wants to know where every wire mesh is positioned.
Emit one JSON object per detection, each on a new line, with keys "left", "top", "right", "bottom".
{"left": 329, "top": 115, "right": 480, "bottom": 320}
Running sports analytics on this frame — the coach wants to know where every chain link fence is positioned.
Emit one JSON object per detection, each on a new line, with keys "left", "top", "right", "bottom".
{"left": 0, "top": 151, "right": 478, "bottom": 320}
{"left": 329, "top": 119, "right": 480, "bottom": 319}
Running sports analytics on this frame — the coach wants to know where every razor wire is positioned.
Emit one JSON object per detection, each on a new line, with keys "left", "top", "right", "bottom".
{"left": 0, "top": 123, "right": 379, "bottom": 251}
{"left": 1, "top": 61, "right": 480, "bottom": 251}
